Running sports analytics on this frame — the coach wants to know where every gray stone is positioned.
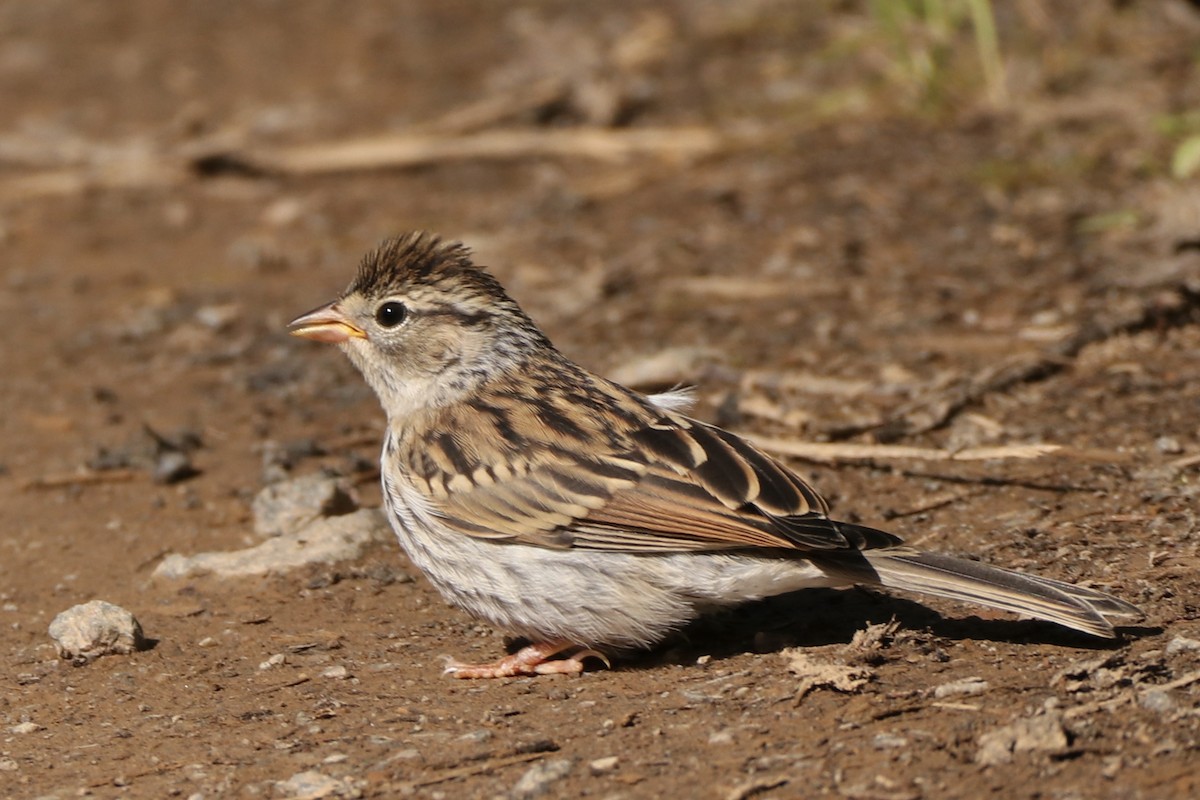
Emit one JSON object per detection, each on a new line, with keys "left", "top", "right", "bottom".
{"left": 976, "top": 713, "right": 1068, "bottom": 766}
{"left": 252, "top": 473, "right": 358, "bottom": 538}
{"left": 933, "top": 676, "right": 989, "bottom": 699}
{"left": 512, "top": 758, "right": 573, "bottom": 799}
{"left": 154, "top": 508, "right": 391, "bottom": 579}
{"left": 275, "top": 770, "right": 362, "bottom": 799}
{"left": 48, "top": 600, "right": 144, "bottom": 662}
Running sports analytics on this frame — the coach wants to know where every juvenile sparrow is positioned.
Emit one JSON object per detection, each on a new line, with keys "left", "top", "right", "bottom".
{"left": 289, "top": 232, "right": 1142, "bottom": 678}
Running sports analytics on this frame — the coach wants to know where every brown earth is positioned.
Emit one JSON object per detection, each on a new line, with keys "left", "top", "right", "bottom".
{"left": 3, "top": 2, "right": 1200, "bottom": 798}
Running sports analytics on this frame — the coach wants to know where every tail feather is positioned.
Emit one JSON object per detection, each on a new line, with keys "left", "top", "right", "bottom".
{"left": 819, "top": 547, "right": 1143, "bottom": 638}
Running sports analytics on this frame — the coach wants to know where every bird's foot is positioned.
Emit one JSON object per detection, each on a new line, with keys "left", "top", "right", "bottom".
{"left": 443, "top": 641, "right": 609, "bottom": 679}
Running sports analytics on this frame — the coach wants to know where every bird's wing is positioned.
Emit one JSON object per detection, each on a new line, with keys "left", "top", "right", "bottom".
{"left": 399, "top": 407, "right": 900, "bottom": 554}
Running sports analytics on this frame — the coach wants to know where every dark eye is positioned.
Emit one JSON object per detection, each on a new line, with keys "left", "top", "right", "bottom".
{"left": 374, "top": 301, "right": 407, "bottom": 328}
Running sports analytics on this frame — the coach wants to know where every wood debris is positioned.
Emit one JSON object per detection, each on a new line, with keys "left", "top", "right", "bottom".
{"left": 746, "top": 437, "right": 1060, "bottom": 465}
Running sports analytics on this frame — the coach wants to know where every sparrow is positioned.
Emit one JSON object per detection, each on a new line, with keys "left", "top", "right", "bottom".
{"left": 289, "top": 232, "right": 1143, "bottom": 678}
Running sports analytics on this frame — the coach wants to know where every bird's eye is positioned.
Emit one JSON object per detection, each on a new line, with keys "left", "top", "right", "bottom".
{"left": 374, "top": 301, "right": 407, "bottom": 328}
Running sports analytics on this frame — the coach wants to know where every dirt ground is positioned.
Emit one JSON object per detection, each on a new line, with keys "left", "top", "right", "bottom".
{"left": 4, "top": 2, "right": 1200, "bottom": 798}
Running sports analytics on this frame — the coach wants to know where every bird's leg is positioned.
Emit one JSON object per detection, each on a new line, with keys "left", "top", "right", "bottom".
{"left": 443, "top": 641, "right": 609, "bottom": 679}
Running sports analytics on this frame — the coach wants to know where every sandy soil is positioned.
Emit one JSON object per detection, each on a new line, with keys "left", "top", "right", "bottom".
{"left": 3, "top": 2, "right": 1200, "bottom": 798}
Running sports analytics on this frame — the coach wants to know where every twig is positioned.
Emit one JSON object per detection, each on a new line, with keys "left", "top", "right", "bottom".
{"left": 88, "top": 762, "right": 184, "bottom": 789}
{"left": 21, "top": 469, "right": 140, "bottom": 490}
{"left": 263, "top": 675, "right": 311, "bottom": 692}
{"left": 885, "top": 487, "right": 988, "bottom": 519}
{"left": 1168, "top": 452, "right": 1200, "bottom": 471}
{"left": 197, "top": 126, "right": 726, "bottom": 177}
{"left": 1062, "top": 692, "right": 1134, "bottom": 720}
{"left": 746, "top": 437, "right": 1060, "bottom": 465}
{"left": 418, "top": 78, "right": 568, "bottom": 134}
{"left": 1157, "top": 668, "right": 1200, "bottom": 693}
{"left": 1, "top": 125, "right": 734, "bottom": 200}
{"left": 725, "top": 777, "right": 789, "bottom": 800}
{"left": 930, "top": 701, "right": 982, "bottom": 711}
{"left": 893, "top": 467, "right": 1101, "bottom": 494}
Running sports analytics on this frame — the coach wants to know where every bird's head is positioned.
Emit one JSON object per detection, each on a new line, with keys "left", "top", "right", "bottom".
{"left": 289, "top": 232, "right": 551, "bottom": 417}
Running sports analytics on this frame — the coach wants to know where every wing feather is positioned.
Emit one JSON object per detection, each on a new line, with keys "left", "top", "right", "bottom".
{"left": 394, "top": 383, "right": 874, "bottom": 555}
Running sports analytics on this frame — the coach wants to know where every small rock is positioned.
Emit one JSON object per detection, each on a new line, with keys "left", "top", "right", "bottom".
{"left": 1166, "top": 635, "right": 1200, "bottom": 656}
{"left": 872, "top": 733, "right": 908, "bottom": 750}
{"left": 1139, "top": 689, "right": 1175, "bottom": 714}
{"left": 259, "top": 653, "right": 286, "bottom": 670}
{"left": 976, "top": 713, "right": 1069, "bottom": 766}
{"left": 153, "top": 450, "right": 198, "bottom": 484}
{"left": 933, "top": 677, "right": 989, "bottom": 699}
{"left": 252, "top": 473, "right": 358, "bottom": 538}
{"left": 260, "top": 439, "right": 325, "bottom": 483}
{"left": 154, "top": 508, "right": 391, "bottom": 579}
{"left": 276, "top": 770, "right": 361, "bottom": 799}
{"left": 708, "top": 730, "right": 735, "bottom": 745}
{"left": 48, "top": 600, "right": 145, "bottom": 663}
{"left": 1155, "top": 436, "right": 1183, "bottom": 455}
{"left": 0, "top": 757, "right": 17, "bottom": 771}
{"left": 512, "top": 758, "right": 573, "bottom": 799}
{"left": 589, "top": 756, "right": 619, "bottom": 774}
{"left": 10, "top": 722, "right": 41, "bottom": 734}
{"left": 263, "top": 197, "right": 306, "bottom": 228}
{"left": 195, "top": 303, "right": 241, "bottom": 331}
{"left": 321, "top": 665, "right": 349, "bottom": 680}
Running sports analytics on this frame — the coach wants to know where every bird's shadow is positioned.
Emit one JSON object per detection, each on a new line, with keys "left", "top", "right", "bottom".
{"left": 614, "top": 588, "right": 1153, "bottom": 672}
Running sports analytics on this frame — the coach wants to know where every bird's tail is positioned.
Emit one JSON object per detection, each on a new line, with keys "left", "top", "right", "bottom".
{"left": 818, "top": 545, "right": 1143, "bottom": 638}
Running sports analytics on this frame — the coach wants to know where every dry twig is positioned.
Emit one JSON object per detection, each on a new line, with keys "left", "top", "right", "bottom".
{"left": 746, "top": 437, "right": 1060, "bottom": 464}
{"left": 21, "top": 469, "right": 140, "bottom": 490}
{"left": 197, "top": 126, "right": 725, "bottom": 177}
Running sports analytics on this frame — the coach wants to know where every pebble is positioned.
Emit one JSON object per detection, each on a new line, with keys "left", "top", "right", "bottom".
{"left": 1139, "top": 689, "right": 1175, "bottom": 714}
{"left": 260, "top": 653, "right": 286, "bottom": 670}
{"left": 872, "top": 733, "right": 908, "bottom": 750}
{"left": 194, "top": 303, "right": 240, "bottom": 331}
{"left": 589, "top": 756, "right": 619, "bottom": 774}
{"left": 933, "top": 677, "right": 989, "bottom": 699}
{"left": 511, "top": 758, "right": 573, "bottom": 799}
{"left": 48, "top": 600, "right": 145, "bottom": 663}
{"left": 263, "top": 197, "right": 306, "bottom": 227}
{"left": 10, "top": 721, "right": 41, "bottom": 734}
{"left": 153, "top": 450, "right": 198, "bottom": 484}
{"left": 1166, "top": 635, "right": 1200, "bottom": 656}
{"left": 708, "top": 730, "right": 734, "bottom": 745}
{"left": 252, "top": 473, "right": 358, "bottom": 538}
{"left": 976, "top": 713, "right": 1068, "bottom": 766}
{"left": 321, "top": 665, "right": 349, "bottom": 679}
{"left": 276, "top": 770, "right": 362, "bottom": 799}
{"left": 1155, "top": 436, "right": 1183, "bottom": 454}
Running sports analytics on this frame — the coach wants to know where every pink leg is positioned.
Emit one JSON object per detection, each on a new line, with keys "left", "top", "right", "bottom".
{"left": 443, "top": 641, "right": 609, "bottom": 679}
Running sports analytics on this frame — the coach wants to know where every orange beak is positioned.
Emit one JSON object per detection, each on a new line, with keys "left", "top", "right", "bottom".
{"left": 288, "top": 301, "right": 367, "bottom": 343}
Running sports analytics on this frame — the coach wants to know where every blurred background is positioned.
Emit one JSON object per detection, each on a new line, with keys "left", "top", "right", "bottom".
{"left": 3, "top": 2, "right": 1200, "bottom": 797}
